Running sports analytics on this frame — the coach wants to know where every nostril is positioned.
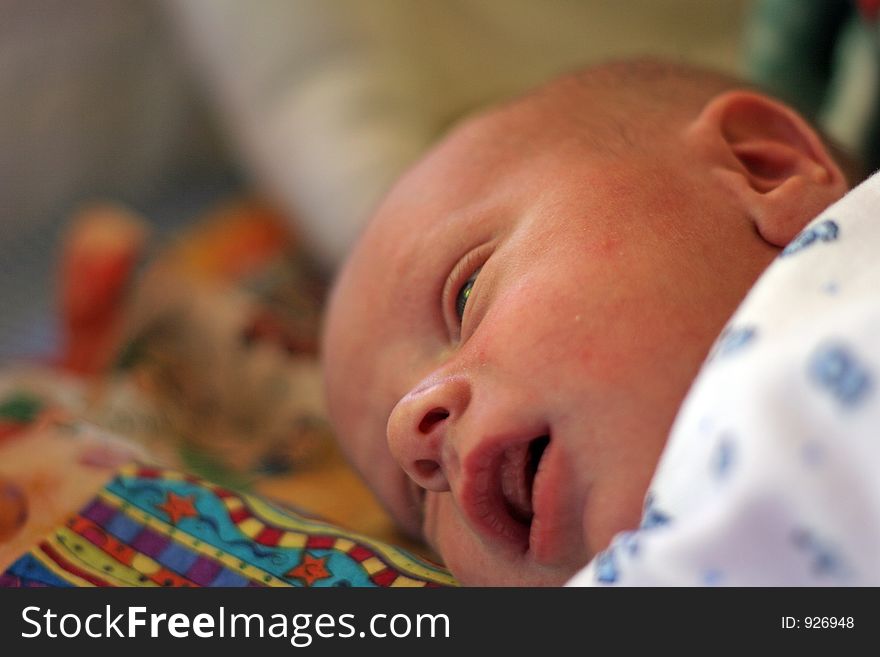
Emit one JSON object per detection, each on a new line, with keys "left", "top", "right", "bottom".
{"left": 418, "top": 408, "right": 449, "bottom": 434}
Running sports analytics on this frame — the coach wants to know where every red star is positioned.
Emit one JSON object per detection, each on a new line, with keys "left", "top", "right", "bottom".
{"left": 286, "top": 553, "right": 331, "bottom": 586}
{"left": 156, "top": 492, "right": 198, "bottom": 525}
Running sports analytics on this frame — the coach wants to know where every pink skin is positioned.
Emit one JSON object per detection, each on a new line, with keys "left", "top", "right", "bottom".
{"left": 323, "top": 86, "right": 845, "bottom": 585}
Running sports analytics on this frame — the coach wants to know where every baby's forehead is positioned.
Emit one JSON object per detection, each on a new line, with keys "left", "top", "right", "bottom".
{"left": 325, "top": 92, "right": 608, "bottom": 421}
{"left": 336, "top": 107, "right": 611, "bottom": 332}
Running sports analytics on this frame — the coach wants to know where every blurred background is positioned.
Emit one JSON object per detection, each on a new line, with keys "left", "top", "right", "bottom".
{"left": 0, "top": 0, "right": 753, "bottom": 361}
{"left": 2, "top": 0, "right": 878, "bottom": 362}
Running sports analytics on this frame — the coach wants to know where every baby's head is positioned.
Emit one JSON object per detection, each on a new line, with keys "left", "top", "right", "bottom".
{"left": 322, "top": 59, "right": 849, "bottom": 585}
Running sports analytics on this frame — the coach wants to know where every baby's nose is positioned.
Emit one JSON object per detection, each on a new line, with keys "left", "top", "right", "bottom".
{"left": 386, "top": 376, "right": 471, "bottom": 492}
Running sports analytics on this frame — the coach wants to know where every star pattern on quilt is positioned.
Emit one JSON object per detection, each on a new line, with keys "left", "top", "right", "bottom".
{"left": 286, "top": 552, "right": 331, "bottom": 586}
{"left": 155, "top": 492, "right": 198, "bottom": 525}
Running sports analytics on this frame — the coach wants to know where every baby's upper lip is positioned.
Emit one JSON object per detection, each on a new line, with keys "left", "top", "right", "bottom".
{"left": 457, "top": 430, "right": 579, "bottom": 563}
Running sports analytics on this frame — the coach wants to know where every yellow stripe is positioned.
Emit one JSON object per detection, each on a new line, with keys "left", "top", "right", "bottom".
{"left": 278, "top": 533, "right": 307, "bottom": 548}
{"left": 43, "top": 531, "right": 159, "bottom": 587}
{"left": 361, "top": 557, "right": 385, "bottom": 575}
{"left": 241, "top": 495, "right": 354, "bottom": 533}
{"left": 390, "top": 575, "right": 426, "bottom": 588}
{"left": 224, "top": 497, "right": 245, "bottom": 512}
{"left": 117, "top": 463, "right": 140, "bottom": 478}
{"left": 333, "top": 538, "right": 355, "bottom": 552}
{"left": 130, "top": 553, "right": 162, "bottom": 577}
{"left": 237, "top": 517, "right": 264, "bottom": 539}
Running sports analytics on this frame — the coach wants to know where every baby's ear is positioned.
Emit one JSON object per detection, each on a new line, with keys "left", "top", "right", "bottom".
{"left": 685, "top": 90, "right": 848, "bottom": 247}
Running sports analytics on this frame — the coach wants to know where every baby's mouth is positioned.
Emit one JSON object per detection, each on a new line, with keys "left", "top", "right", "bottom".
{"left": 499, "top": 436, "right": 550, "bottom": 527}
{"left": 460, "top": 431, "right": 569, "bottom": 559}
{"left": 459, "top": 430, "right": 583, "bottom": 566}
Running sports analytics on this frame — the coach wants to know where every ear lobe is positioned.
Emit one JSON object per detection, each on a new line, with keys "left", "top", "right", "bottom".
{"left": 686, "top": 90, "right": 848, "bottom": 247}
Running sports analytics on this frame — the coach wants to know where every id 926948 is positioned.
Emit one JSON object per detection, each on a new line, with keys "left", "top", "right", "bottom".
{"left": 781, "top": 616, "right": 855, "bottom": 630}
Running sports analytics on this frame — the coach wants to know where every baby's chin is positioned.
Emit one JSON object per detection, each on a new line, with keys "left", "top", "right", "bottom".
{"left": 450, "top": 558, "right": 578, "bottom": 587}
{"left": 437, "top": 535, "right": 584, "bottom": 587}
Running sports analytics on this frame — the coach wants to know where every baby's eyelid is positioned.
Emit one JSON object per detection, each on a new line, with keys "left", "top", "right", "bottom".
{"left": 442, "top": 242, "right": 493, "bottom": 341}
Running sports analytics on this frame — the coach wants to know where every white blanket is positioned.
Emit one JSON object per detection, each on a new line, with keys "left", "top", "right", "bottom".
{"left": 569, "top": 171, "right": 880, "bottom": 586}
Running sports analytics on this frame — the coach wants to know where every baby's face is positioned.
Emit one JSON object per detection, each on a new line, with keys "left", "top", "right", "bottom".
{"left": 323, "top": 100, "right": 777, "bottom": 585}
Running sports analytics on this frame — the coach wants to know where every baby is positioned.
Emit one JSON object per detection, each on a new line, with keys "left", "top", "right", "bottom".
{"left": 321, "top": 59, "right": 855, "bottom": 585}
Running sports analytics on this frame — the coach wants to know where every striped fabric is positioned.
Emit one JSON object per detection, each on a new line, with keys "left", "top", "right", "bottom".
{"left": 1, "top": 463, "right": 455, "bottom": 588}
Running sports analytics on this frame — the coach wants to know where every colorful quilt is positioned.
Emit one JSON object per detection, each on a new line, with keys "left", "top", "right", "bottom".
{"left": 1, "top": 463, "right": 454, "bottom": 588}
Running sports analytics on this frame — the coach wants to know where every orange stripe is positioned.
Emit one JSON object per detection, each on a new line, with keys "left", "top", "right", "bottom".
{"left": 70, "top": 514, "right": 197, "bottom": 587}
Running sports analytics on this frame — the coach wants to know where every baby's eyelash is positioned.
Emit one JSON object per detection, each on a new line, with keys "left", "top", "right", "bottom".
{"left": 442, "top": 243, "right": 493, "bottom": 340}
{"left": 455, "top": 268, "right": 481, "bottom": 321}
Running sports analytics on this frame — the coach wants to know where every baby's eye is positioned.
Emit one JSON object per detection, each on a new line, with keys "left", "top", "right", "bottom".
{"left": 455, "top": 268, "right": 481, "bottom": 323}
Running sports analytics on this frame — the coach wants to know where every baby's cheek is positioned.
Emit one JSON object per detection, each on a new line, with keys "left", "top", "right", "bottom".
{"left": 428, "top": 496, "right": 496, "bottom": 585}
